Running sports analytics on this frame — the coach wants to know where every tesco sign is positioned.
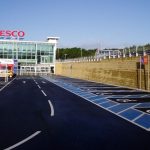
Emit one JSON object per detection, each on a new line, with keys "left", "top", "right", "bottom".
{"left": 0, "top": 30, "right": 25, "bottom": 39}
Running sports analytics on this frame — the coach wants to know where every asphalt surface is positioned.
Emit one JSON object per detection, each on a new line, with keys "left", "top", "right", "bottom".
{"left": 0, "top": 76, "right": 150, "bottom": 150}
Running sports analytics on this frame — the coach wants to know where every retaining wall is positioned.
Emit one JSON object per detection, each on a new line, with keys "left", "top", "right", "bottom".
{"left": 55, "top": 57, "right": 150, "bottom": 90}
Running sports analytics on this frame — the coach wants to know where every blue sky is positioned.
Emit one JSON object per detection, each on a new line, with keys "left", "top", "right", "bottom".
{"left": 1, "top": 0, "right": 150, "bottom": 49}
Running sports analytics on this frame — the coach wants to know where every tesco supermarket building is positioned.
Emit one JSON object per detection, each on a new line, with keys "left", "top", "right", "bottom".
{"left": 0, "top": 30, "right": 59, "bottom": 75}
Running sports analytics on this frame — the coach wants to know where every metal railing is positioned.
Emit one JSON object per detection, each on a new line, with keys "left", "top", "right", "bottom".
{"left": 56, "top": 49, "right": 150, "bottom": 63}
{"left": 19, "top": 65, "right": 54, "bottom": 76}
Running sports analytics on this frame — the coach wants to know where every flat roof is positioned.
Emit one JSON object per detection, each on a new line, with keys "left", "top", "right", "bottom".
{"left": 0, "top": 39, "right": 55, "bottom": 44}
{"left": 47, "top": 37, "right": 60, "bottom": 40}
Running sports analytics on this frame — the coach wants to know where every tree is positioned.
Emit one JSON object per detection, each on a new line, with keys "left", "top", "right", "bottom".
{"left": 56, "top": 47, "right": 96, "bottom": 59}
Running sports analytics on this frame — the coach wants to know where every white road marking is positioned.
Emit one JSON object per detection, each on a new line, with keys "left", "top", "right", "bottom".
{"left": 146, "top": 109, "right": 150, "bottom": 113}
{"left": 41, "top": 90, "right": 47, "bottom": 96}
{"left": 123, "top": 95, "right": 131, "bottom": 98}
{"left": 37, "top": 85, "right": 41, "bottom": 89}
{"left": 41, "top": 76, "right": 150, "bottom": 131}
{"left": 0, "top": 77, "right": 16, "bottom": 92}
{"left": 22, "top": 81, "right": 26, "bottom": 84}
{"left": 98, "top": 101, "right": 109, "bottom": 105}
{"left": 4, "top": 131, "right": 41, "bottom": 150}
{"left": 132, "top": 113, "right": 145, "bottom": 122}
{"left": 141, "top": 94, "right": 148, "bottom": 98}
{"left": 48, "top": 100, "right": 54, "bottom": 116}
{"left": 42, "top": 81, "right": 46, "bottom": 84}
{"left": 107, "top": 103, "right": 120, "bottom": 109}
{"left": 35, "top": 82, "right": 38, "bottom": 84}
{"left": 117, "top": 103, "right": 140, "bottom": 115}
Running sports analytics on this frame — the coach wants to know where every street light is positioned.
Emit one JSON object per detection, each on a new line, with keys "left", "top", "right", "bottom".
{"left": 64, "top": 54, "right": 67, "bottom": 60}
{"left": 81, "top": 48, "right": 82, "bottom": 58}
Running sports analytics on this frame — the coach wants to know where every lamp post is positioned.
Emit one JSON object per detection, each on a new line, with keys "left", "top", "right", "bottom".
{"left": 5, "top": 63, "right": 8, "bottom": 82}
{"left": 64, "top": 54, "right": 67, "bottom": 60}
{"left": 81, "top": 48, "right": 82, "bottom": 58}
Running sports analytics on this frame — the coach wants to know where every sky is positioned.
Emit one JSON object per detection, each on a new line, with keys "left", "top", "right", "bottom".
{"left": 1, "top": 0, "right": 150, "bottom": 49}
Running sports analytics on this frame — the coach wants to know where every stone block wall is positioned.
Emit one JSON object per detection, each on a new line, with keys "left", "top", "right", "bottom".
{"left": 55, "top": 57, "right": 150, "bottom": 90}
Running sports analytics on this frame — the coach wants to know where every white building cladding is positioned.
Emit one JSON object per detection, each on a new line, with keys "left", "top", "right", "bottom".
{"left": 0, "top": 37, "right": 59, "bottom": 75}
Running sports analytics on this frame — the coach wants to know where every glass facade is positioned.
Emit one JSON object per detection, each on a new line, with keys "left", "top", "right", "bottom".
{"left": 0, "top": 40, "right": 55, "bottom": 65}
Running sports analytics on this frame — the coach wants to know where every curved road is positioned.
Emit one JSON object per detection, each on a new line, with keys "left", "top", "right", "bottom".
{"left": 0, "top": 76, "right": 150, "bottom": 150}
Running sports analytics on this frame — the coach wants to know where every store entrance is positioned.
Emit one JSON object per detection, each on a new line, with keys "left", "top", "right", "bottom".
{"left": 20, "top": 65, "right": 54, "bottom": 76}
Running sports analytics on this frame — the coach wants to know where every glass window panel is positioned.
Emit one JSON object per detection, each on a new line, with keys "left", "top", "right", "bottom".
{"left": 44, "top": 51, "right": 49, "bottom": 55}
{"left": 37, "top": 50, "right": 40, "bottom": 55}
{"left": 0, "top": 41, "right": 54, "bottom": 64}
{"left": 4, "top": 52, "right": 8, "bottom": 55}
{"left": 32, "top": 56, "right": 35, "bottom": 59}
{"left": 41, "top": 51, "right": 44, "bottom": 55}
{"left": 37, "top": 56, "right": 40, "bottom": 63}
{"left": 8, "top": 55, "right": 12, "bottom": 59}
{"left": 27, "top": 54, "right": 31, "bottom": 59}
{"left": 13, "top": 55, "right": 16, "bottom": 59}
{"left": 22, "top": 54, "right": 26, "bottom": 59}
{"left": 4, "top": 55, "right": 7, "bottom": 58}
{"left": 18, "top": 52, "right": 21, "bottom": 59}
{"left": 8, "top": 49, "right": 12, "bottom": 54}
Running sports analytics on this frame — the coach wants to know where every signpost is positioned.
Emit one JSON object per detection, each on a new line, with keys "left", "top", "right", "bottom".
{"left": 140, "top": 56, "right": 142, "bottom": 89}
{"left": 139, "top": 55, "right": 149, "bottom": 90}
{"left": 13, "top": 59, "right": 18, "bottom": 75}
{"left": 148, "top": 55, "right": 150, "bottom": 91}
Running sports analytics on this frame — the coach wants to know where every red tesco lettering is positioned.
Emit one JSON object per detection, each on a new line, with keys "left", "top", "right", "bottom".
{"left": 0, "top": 30, "right": 25, "bottom": 37}
{"left": 18, "top": 31, "right": 25, "bottom": 37}
{"left": 0, "top": 30, "right": 5, "bottom": 36}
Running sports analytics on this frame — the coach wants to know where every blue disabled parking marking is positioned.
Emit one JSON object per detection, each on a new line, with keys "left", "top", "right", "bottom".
{"left": 73, "top": 89, "right": 83, "bottom": 91}
{"left": 88, "top": 95, "right": 103, "bottom": 101}
{"left": 43, "top": 76, "right": 150, "bottom": 131}
{"left": 119, "top": 108, "right": 143, "bottom": 120}
{"left": 71, "top": 90, "right": 83, "bottom": 93}
{"left": 136, "top": 103, "right": 150, "bottom": 108}
{"left": 82, "top": 94, "right": 96, "bottom": 98}
{"left": 100, "top": 101, "right": 118, "bottom": 108}
{"left": 74, "top": 90, "right": 85, "bottom": 94}
{"left": 92, "top": 98, "right": 108, "bottom": 104}
{"left": 109, "top": 103, "right": 136, "bottom": 113}
{"left": 109, "top": 95, "right": 130, "bottom": 98}
{"left": 134, "top": 114, "right": 150, "bottom": 129}
{"left": 141, "top": 95, "right": 150, "bottom": 98}
{"left": 126, "top": 95, "right": 149, "bottom": 98}
{"left": 77, "top": 92, "right": 90, "bottom": 96}
{"left": 68, "top": 87, "right": 77, "bottom": 90}
{"left": 74, "top": 91, "right": 85, "bottom": 94}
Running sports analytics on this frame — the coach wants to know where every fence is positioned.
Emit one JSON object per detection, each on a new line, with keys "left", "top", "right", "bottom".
{"left": 57, "top": 48, "right": 150, "bottom": 63}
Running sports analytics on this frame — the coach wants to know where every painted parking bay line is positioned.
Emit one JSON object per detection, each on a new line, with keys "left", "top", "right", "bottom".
{"left": 22, "top": 81, "right": 26, "bottom": 84}
{"left": 4, "top": 131, "right": 41, "bottom": 150}
{"left": 42, "top": 76, "right": 150, "bottom": 131}
{"left": 37, "top": 85, "right": 41, "bottom": 89}
{"left": 48, "top": 100, "right": 54, "bottom": 116}
{"left": 0, "top": 77, "right": 16, "bottom": 92}
{"left": 41, "top": 90, "right": 47, "bottom": 96}
{"left": 134, "top": 114, "right": 150, "bottom": 130}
